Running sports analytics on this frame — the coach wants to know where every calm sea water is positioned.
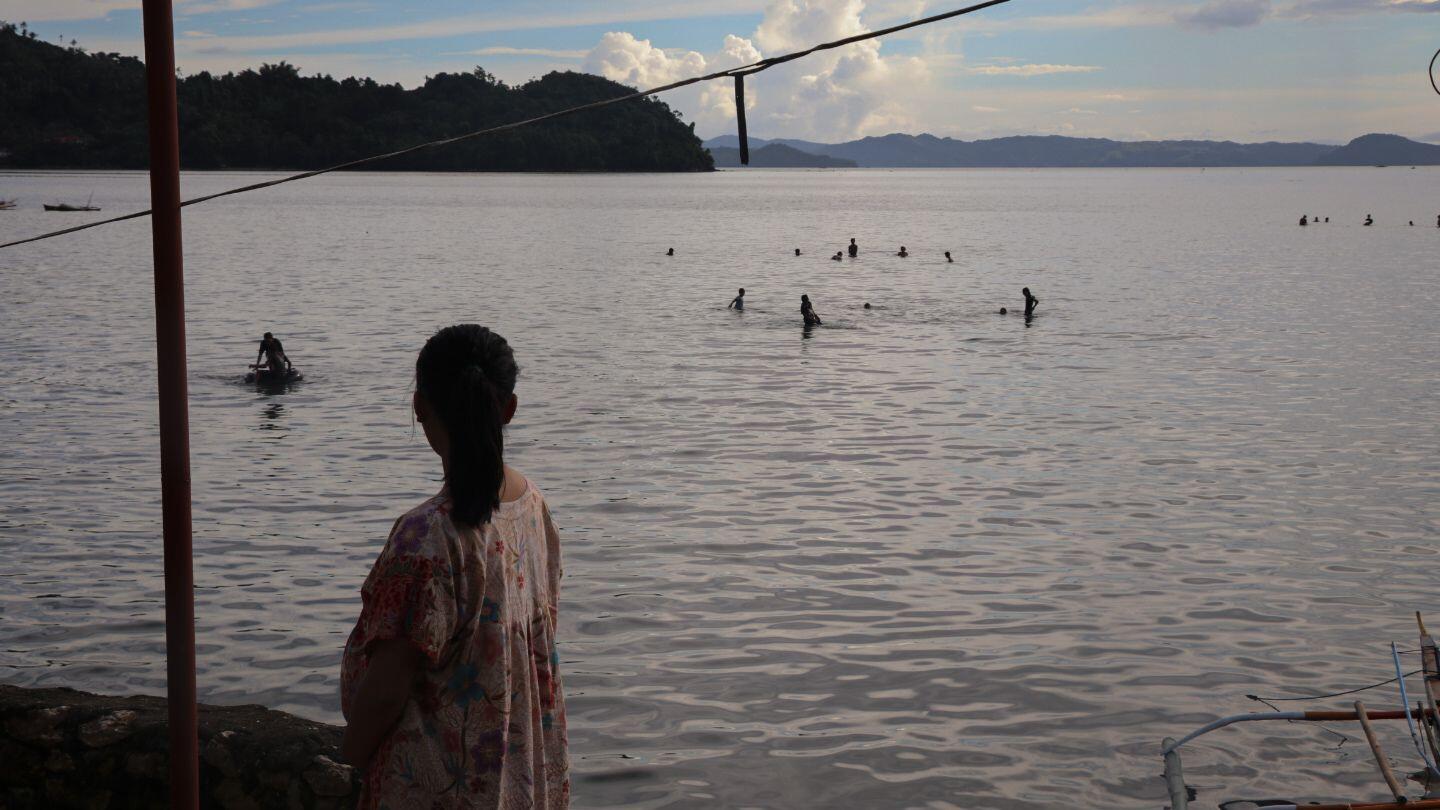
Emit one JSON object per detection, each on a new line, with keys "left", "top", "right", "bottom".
{"left": 1, "top": 168, "right": 1438, "bottom": 808}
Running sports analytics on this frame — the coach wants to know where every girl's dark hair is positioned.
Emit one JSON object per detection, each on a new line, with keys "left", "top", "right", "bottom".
{"left": 416, "top": 325, "right": 518, "bottom": 526}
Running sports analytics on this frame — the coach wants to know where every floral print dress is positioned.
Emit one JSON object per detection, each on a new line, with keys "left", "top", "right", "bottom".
{"left": 342, "top": 483, "right": 569, "bottom": 809}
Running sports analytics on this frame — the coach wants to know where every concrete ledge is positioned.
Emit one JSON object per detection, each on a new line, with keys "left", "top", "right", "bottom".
{"left": 0, "top": 684, "right": 359, "bottom": 809}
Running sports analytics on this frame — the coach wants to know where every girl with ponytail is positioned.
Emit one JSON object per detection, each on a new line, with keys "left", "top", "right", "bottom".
{"left": 341, "top": 325, "right": 569, "bottom": 809}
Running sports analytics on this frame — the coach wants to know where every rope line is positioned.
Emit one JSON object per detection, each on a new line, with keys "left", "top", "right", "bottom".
{"left": 0, "top": 0, "right": 1012, "bottom": 251}
{"left": 1431, "top": 47, "right": 1439, "bottom": 98}
{"left": 1246, "top": 670, "right": 1424, "bottom": 704}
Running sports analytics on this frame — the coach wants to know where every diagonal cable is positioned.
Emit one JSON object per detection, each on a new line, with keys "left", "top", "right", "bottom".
{"left": 0, "top": 0, "right": 1012, "bottom": 251}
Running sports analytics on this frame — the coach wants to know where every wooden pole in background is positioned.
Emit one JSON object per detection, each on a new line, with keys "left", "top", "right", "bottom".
{"left": 735, "top": 75, "right": 749, "bottom": 165}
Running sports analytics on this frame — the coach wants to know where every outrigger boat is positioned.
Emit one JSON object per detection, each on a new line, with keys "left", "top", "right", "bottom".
{"left": 1163, "top": 613, "right": 1440, "bottom": 810}
{"left": 44, "top": 192, "right": 100, "bottom": 212}
{"left": 44, "top": 202, "right": 101, "bottom": 212}
{"left": 245, "top": 365, "right": 302, "bottom": 384}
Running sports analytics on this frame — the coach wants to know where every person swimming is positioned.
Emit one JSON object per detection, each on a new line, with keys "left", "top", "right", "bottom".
{"left": 667, "top": 247, "right": 675, "bottom": 256}
{"left": 801, "top": 295, "right": 822, "bottom": 326}
{"left": 999, "top": 307, "right": 1008, "bottom": 315}
{"left": 832, "top": 251, "right": 843, "bottom": 261}
{"left": 1299, "top": 215, "right": 1308, "bottom": 226}
{"left": 795, "top": 248, "right": 802, "bottom": 256}
{"left": 1364, "top": 215, "right": 1374, "bottom": 226}
{"left": 848, "top": 238, "right": 858, "bottom": 258}
{"left": 253, "top": 331, "right": 292, "bottom": 376}
{"left": 945, "top": 251, "right": 954, "bottom": 262}
{"left": 864, "top": 303, "right": 872, "bottom": 309}
{"left": 1023, "top": 287, "right": 1039, "bottom": 317}
{"left": 729, "top": 288, "right": 745, "bottom": 311}
{"left": 896, "top": 246, "right": 909, "bottom": 257}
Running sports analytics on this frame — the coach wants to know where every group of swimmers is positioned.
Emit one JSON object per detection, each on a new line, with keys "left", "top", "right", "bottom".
{"left": 728, "top": 285, "right": 1039, "bottom": 325}
{"left": 676, "top": 239, "right": 957, "bottom": 264}
{"left": 1300, "top": 214, "right": 1440, "bottom": 227}
{"left": 727, "top": 288, "right": 824, "bottom": 325}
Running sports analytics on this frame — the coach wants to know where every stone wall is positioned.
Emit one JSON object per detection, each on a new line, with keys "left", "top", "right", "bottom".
{"left": 0, "top": 685, "right": 359, "bottom": 809}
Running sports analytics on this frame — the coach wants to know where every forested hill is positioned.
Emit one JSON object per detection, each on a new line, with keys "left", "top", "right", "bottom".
{"left": 0, "top": 22, "right": 713, "bottom": 172}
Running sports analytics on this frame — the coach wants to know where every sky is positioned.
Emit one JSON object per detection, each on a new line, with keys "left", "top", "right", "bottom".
{"left": 7, "top": 0, "right": 1440, "bottom": 144}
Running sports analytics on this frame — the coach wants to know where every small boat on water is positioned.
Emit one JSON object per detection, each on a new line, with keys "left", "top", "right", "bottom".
{"left": 45, "top": 192, "right": 100, "bottom": 212}
{"left": 0, "top": 200, "right": 16, "bottom": 210}
{"left": 1163, "top": 613, "right": 1440, "bottom": 810}
{"left": 245, "top": 367, "right": 303, "bottom": 384}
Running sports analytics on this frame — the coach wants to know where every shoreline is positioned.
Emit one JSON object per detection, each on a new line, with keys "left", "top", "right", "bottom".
{"left": 0, "top": 684, "right": 359, "bottom": 809}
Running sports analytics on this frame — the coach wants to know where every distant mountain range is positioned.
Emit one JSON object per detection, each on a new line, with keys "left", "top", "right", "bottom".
{"left": 708, "top": 143, "right": 857, "bottom": 168}
{"left": 704, "top": 132, "right": 1440, "bottom": 168}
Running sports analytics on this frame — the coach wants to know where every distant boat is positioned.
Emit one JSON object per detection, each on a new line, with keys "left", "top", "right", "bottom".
{"left": 45, "top": 192, "right": 99, "bottom": 212}
{"left": 0, "top": 200, "right": 16, "bottom": 210}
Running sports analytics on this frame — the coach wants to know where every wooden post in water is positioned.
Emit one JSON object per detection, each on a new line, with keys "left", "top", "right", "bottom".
{"left": 734, "top": 75, "right": 749, "bottom": 165}
{"left": 139, "top": 0, "right": 199, "bottom": 806}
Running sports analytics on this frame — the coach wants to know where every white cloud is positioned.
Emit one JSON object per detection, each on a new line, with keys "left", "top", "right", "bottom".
{"left": 585, "top": 0, "right": 935, "bottom": 141}
{"left": 966, "top": 63, "right": 1103, "bottom": 76}
{"left": 457, "top": 46, "right": 589, "bottom": 59}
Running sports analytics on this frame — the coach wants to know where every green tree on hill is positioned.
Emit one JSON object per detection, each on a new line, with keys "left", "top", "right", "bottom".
{"left": 0, "top": 22, "right": 713, "bottom": 172}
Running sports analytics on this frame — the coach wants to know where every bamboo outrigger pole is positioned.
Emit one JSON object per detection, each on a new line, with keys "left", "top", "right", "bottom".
{"left": 1355, "top": 700, "right": 1407, "bottom": 803}
{"left": 140, "top": 0, "right": 200, "bottom": 806}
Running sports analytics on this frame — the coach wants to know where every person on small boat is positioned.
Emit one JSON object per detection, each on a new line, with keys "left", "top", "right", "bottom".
{"left": 1023, "top": 287, "right": 1039, "bottom": 318}
{"left": 801, "top": 295, "right": 822, "bottom": 326}
{"left": 848, "top": 238, "right": 858, "bottom": 258}
{"left": 1299, "top": 215, "right": 1308, "bottom": 226}
{"left": 1364, "top": 215, "right": 1374, "bottom": 226}
{"left": 254, "top": 332, "right": 292, "bottom": 376}
{"left": 729, "top": 288, "right": 745, "bottom": 311}
{"left": 667, "top": 247, "right": 675, "bottom": 256}
{"left": 896, "top": 246, "right": 909, "bottom": 257}
{"left": 945, "top": 251, "right": 954, "bottom": 262}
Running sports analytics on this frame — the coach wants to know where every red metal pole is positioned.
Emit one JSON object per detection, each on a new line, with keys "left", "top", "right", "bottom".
{"left": 139, "top": 1, "right": 199, "bottom": 807}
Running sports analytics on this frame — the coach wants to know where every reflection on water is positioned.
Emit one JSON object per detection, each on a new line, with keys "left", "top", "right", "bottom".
{"left": 258, "top": 402, "right": 285, "bottom": 431}
{"left": 1, "top": 168, "right": 1438, "bottom": 809}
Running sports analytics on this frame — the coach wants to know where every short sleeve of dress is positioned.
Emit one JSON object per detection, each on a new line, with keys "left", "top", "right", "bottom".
{"left": 541, "top": 500, "right": 563, "bottom": 606}
{"left": 356, "top": 509, "right": 456, "bottom": 667}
